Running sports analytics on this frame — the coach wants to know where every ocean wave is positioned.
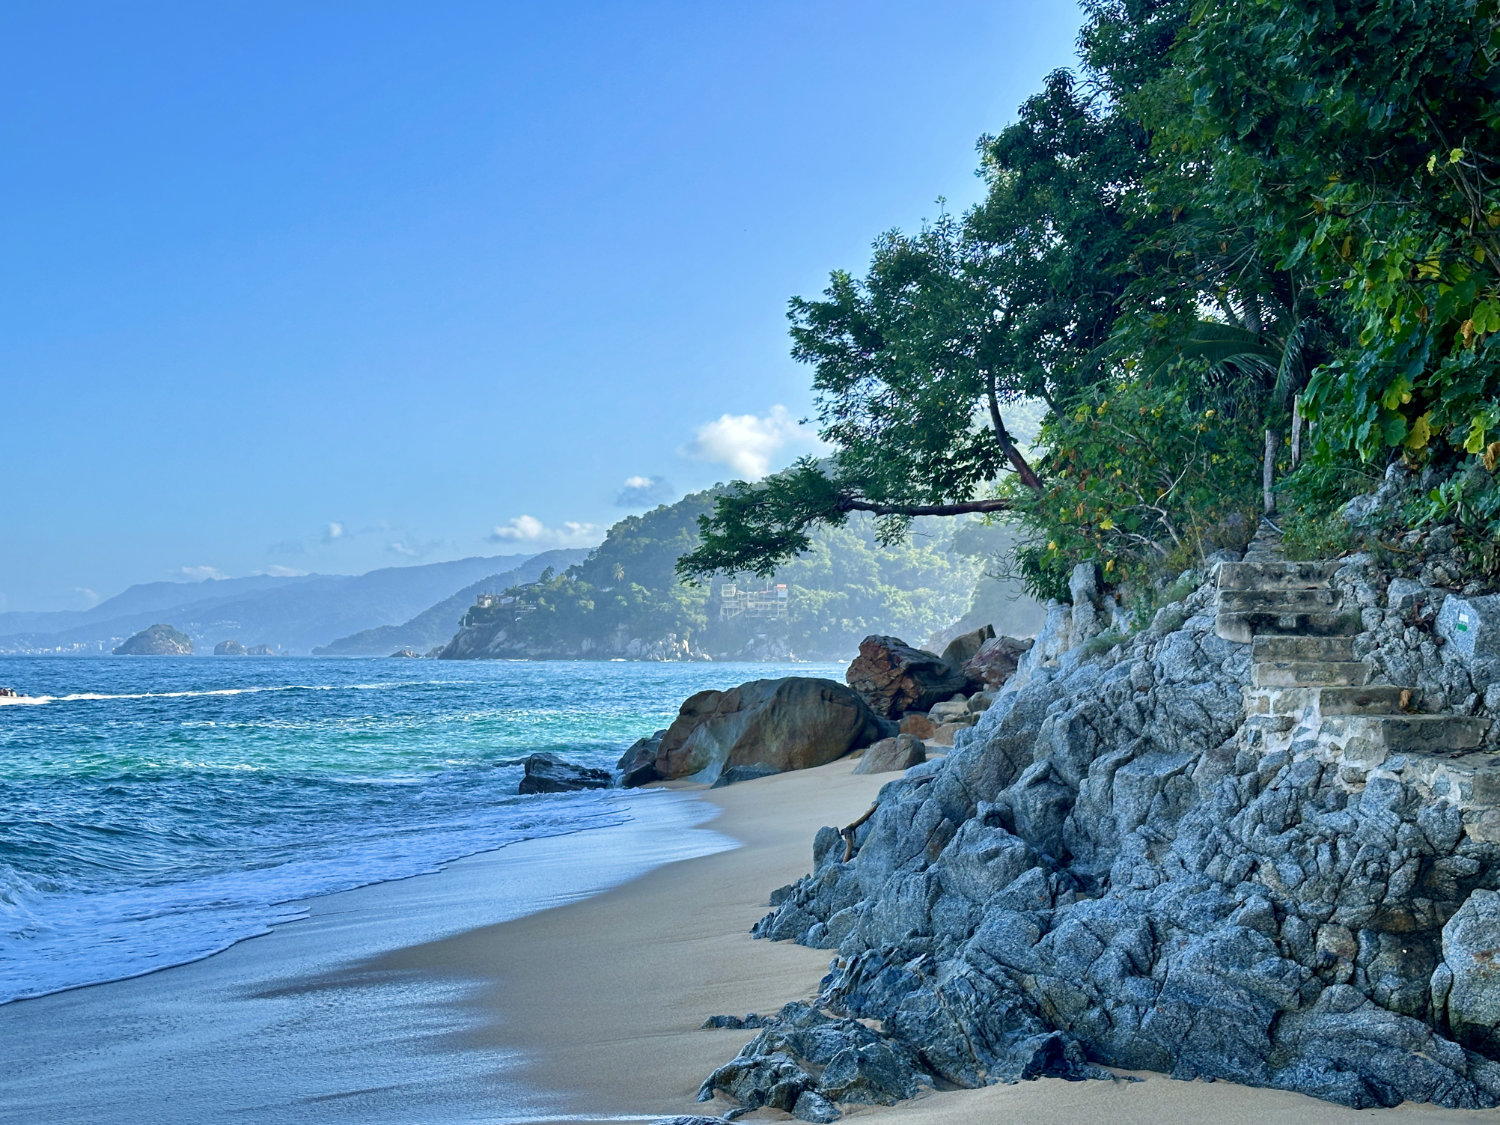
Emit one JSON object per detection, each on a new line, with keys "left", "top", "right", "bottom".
{"left": 0, "top": 792, "right": 632, "bottom": 1003}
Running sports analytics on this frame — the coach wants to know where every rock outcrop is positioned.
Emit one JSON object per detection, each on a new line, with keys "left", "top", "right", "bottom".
{"left": 517, "top": 753, "right": 613, "bottom": 794}
{"left": 629, "top": 677, "right": 888, "bottom": 787}
{"left": 846, "top": 637, "right": 966, "bottom": 719}
{"left": 704, "top": 547, "right": 1500, "bottom": 1117}
{"left": 214, "top": 639, "right": 247, "bottom": 656}
{"left": 114, "top": 624, "right": 194, "bottom": 656}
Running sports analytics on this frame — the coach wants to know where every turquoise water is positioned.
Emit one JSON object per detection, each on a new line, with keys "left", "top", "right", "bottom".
{"left": 0, "top": 656, "right": 844, "bottom": 1003}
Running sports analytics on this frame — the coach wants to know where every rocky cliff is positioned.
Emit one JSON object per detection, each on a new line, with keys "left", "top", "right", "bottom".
{"left": 699, "top": 542, "right": 1500, "bottom": 1118}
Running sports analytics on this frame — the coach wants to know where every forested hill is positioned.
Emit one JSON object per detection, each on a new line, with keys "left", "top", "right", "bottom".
{"left": 313, "top": 548, "right": 587, "bottom": 655}
{"left": 439, "top": 487, "right": 1041, "bottom": 661}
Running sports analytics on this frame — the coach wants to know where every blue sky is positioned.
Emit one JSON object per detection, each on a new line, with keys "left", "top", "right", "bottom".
{"left": 2, "top": 1, "right": 1083, "bottom": 612}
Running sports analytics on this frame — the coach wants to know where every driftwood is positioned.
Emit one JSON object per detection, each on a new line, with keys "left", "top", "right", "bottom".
{"left": 840, "top": 804, "right": 878, "bottom": 862}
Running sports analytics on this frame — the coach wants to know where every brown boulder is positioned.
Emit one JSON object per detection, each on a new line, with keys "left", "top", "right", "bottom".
{"left": 647, "top": 677, "right": 888, "bottom": 786}
{"left": 962, "top": 634, "right": 1035, "bottom": 692}
{"left": 930, "top": 720, "right": 972, "bottom": 746}
{"left": 846, "top": 635, "right": 967, "bottom": 719}
{"left": 899, "top": 712, "right": 937, "bottom": 739}
{"left": 851, "top": 733, "right": 926, "bottom": 775}
{"left": 939, "top": 625, "right": 995, "bottom": 673}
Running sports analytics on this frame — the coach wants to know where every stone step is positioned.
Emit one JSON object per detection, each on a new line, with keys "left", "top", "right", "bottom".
{"left": 1217, "top": 560, "right": 1342, "bottom": 591}
{"left": 1251, "top": 661, "right": 1372, "bottom": 688}
{"left": 1218, "top": 588, "right": 1342, "bottom": 615}
{"left": 1245, "top": 685, "right": 1317, "bottom": 717}
{"left": 1245, "top": 683, "right": 1408, "bottom": 719}
{"left": 1324, "top": 714, "right": 1490, "bottom": 755}
{"left": 1315, "top": 685, "right": 1408, "bottom": 716}
{"left": 1217, "top": 610, "right": 1362, "bottom": 645}
{"left": 1252, "top": 635, "right": 1357, "bottom": 662}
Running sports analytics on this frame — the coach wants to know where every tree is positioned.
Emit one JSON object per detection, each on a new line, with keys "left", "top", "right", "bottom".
{"left": 680, "top": 61, "right": 1173, "bottom": 580}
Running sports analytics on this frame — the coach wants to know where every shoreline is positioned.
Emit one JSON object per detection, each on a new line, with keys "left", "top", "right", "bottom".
{"left": 4, "top": 756, "right": 1499, "bottom": 1122}
{"left": 351, "top": 757, "right": 1500, "bottom": 1125}
{"left": 0, "top": 788, "right": 735, "bottom": 1124}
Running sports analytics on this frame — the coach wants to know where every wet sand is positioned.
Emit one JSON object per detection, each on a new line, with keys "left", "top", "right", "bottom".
{"left": 356, "top": 756, "right": 1500, "bottom": 1124}
{"left": 6, "top": 756, "right": 1499, "bottom": 1124}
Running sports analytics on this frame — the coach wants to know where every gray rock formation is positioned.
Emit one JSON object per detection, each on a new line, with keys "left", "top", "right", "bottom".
{"left": 845, "top": 636, "right": 966, "bottom": 719}
{"left": 213, "top": 639, "right": 247, "bottom": 656}
{"left": 1437, "top": 594, "right": 1500, "bottom": 662}
{"left": 705, "top": 560, "right": 1500, "bottom": 1116}
{"left": 640, "top": 678, "right": 887, "bottom": 787}
{"left": 517, "top": 753, "right": 613, "bottom": 794}
{"left": 113, "top": 624, "right": 194, "bottom": 656}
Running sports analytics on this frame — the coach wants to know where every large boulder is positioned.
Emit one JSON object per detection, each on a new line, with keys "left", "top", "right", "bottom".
{"left": 939, "top": 625, "right": 995, "bottom": 675}
{"left": 1437, "top": 595, "right": 1500, "bottom": 662}
{"left": 846, "top": 636, "right": 966, "bottom": 719}
{"left": 961, "top": 634, "right": 1035, "bottom": 692}
{"left": 1442, "top": 890, "right": 1500, "bottom": 1054}
{"left": 214, "top": 639, "right": 248, "bottom": 656}
{"left": 616, "top": 729, "right": 666, "bottom": 787}
{"left": 114, "top": 624, "right": 194, "bottom": 656}
{"left": 644, "top": 677, "right": 887, "bottom": 786}
{"left": 518, "top": 753, "right": 613, "bottom": 794}
{"left": 852, "top": 733, "right": 926, "bottom": 775}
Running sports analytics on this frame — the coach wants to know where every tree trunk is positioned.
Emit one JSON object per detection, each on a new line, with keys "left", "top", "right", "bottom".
{"left": 986, "top": 376, "right": 1044, "bottom": 492}
{"left": 1290, "top": 398, "right": 1303, "bottom": 468}
{"left": 1263, "top": 428, "right": 1279, "bottom": 515}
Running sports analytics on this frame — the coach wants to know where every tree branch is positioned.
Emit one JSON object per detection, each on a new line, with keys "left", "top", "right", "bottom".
{"left": 985, "top": 369, "right": 1045, "bottom": 491}
{"left": 840, "top": 496, "right": 1014, "bottom": 516}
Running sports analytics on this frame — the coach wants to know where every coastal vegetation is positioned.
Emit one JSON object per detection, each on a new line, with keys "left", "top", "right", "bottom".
{"left": 679, "top": 0, "right": 1500, "bottom": 602}
{"left": 447, "top": 487, "right": 1039, "bottom": 660}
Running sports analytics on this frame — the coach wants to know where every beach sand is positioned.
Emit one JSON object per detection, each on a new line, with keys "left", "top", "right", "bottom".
{"left": 353, "top": 755, "right": 1500, "bottom": 1125}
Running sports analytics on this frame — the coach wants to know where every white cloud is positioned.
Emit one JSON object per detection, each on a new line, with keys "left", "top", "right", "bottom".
{"left": 74, "top": 587, "right": 101, "bottom": 607}
{"left": 323, "top": 521, "right": 345, "bottom": 543}
{"left": 488, "top": 515, "right": 604, "bottom": 549}
{"left": 255, "top": 565, "right": 308, "bottom": 578}
{"left": 679, "top": 404, "right": 822, "bottom": 480}
{"left": 615, "top": 474, "right": 675, "bottom": 508}
{"left": 178, "top": 565, "right": 226, "bottom": 582}
{"left": 385, "top": 536, "right": 447, "bottom": 560}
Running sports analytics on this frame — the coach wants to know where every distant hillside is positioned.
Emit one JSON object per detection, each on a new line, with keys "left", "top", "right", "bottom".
{"left": 437, "top": 488, "right": 1042, "bottom": 661}
{"left": 313, "top": 549, "right": 589, "bottom": 656}
{"left": 0, "top": 555, "right": 537, "bottom": 655}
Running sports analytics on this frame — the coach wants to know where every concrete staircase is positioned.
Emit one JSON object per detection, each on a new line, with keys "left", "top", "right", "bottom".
{"left": 1217, "top": 522, "right": 1488, "bottom": 756}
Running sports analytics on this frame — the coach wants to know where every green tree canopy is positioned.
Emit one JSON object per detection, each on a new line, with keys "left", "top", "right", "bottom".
{"left": 682, "top": 0, "right": 1500, "bottom": 589}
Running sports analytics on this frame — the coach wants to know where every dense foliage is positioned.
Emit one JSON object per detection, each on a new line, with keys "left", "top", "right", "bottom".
{"left": 485, "top": 489, "right": 1021, "bottom": 658}
{"left": 679, "top": 0, "right": 1500, "bottom": 596}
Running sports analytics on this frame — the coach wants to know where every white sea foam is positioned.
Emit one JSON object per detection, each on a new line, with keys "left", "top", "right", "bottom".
{"left": 0, "top": 682, "right": 414, "bottom": 706}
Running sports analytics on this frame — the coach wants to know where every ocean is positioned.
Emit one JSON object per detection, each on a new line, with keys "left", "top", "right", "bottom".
{"left": 0, "top": 656, "right": 844, "bottom": 1005}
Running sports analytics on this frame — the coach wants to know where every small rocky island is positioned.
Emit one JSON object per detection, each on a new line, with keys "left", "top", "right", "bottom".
{"left": 114, "top": 624, "right": 194, "bottom": 656}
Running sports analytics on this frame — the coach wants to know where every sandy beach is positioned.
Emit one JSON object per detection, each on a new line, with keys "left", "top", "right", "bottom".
{"left": 6, "top": 753, "right": 1500, "bottom": 1124}
{"left": 353, "top": 756, "right": 1500, "bottom": 1125}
